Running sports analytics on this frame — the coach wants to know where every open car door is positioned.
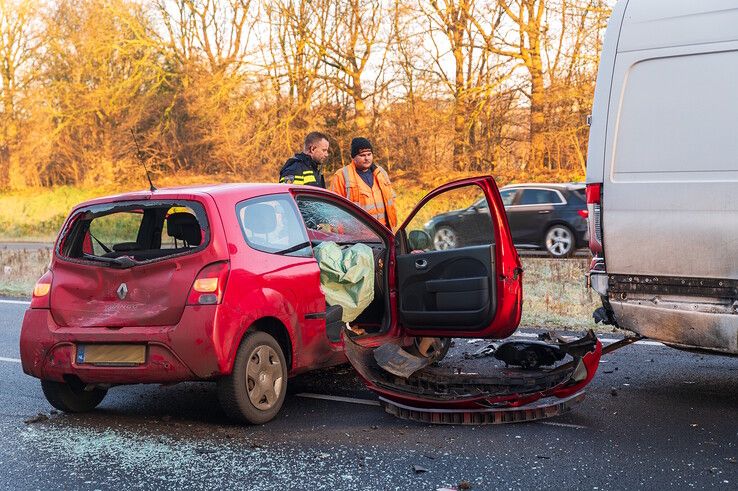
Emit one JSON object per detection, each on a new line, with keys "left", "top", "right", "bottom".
{"left": 394, "top": 176, "right": 523, "bottom": 340}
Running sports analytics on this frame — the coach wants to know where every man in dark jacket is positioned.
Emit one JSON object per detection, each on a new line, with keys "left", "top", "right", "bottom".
{"left": 278, "top": 132, "right": 330, "bottom": 187}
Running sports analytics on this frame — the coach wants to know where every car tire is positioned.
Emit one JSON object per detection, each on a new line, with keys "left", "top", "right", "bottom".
{"left": 545, "top": 224, "right": 575, "bottom": 258}
{"left": 217, "top": 331, "right": 288, "bottom": 425}
{"left": 433, "top": 226, "right": 458, "bottom": 250}
{"left": 409, "top": 337, "right": 452, "bottom": 362}
{"left": 41, "top": 380, "right": 107, "bottom": 413}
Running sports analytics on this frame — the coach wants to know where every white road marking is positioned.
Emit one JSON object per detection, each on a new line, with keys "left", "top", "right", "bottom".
{"left": 296, "top": 393, "right": 381, "bottom": 406}
{"left": 537, "top": 421, "right": 588, "bottom": 430}
{"left": 0, "top": 357, "right": 21, "bottom": 364}
{"left": 0, "top": 299, "right": 30, "bottom": 305}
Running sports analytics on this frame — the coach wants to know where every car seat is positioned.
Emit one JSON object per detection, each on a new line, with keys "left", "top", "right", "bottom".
{"left": 167, "top": 213, "right": 202, "bottom": 247}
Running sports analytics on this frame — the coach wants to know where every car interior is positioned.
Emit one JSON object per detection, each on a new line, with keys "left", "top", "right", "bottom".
{"left": 294, "top": 196, "right": 390, "bottom": 342}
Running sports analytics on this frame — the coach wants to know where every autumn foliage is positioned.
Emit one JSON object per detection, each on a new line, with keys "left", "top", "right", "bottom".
{"left": 0, "top": 0, "right": 610, "bottom": 191}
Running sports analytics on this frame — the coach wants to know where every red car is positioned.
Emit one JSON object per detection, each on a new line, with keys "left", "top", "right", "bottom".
{"left": 20, "top": 177, "right": 599, "bottom": 424}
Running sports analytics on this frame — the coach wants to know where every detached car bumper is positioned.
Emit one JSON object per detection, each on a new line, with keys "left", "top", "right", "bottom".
{"left": 20, "top": 307, "right": 223, "bottom": 385}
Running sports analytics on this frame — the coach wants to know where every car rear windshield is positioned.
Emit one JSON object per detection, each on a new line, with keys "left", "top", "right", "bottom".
{"left": 57, "top": 200, "right": 209, "bottom": 267}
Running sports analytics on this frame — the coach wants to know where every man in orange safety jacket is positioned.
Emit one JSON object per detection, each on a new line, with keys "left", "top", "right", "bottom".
{"left": 330, "top": 137, "right": 398, "bottom": 230}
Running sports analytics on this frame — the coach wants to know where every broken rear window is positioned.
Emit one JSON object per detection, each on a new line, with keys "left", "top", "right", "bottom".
{"left": 58, "top": 200, "right": 209, "bottom": 267}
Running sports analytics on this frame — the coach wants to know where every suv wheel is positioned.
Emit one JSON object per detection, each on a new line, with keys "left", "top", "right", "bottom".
{"left": 433, "top": 226, "right": 458, "bottom": 250}
{"left": 41, "top": 380, "right": 107, "bottom": 413}
{"left": 218, "top": 331, "right": 287, "bottom": 424}
{"left": 545, "top": 224, "right": 575, "bottom": 258}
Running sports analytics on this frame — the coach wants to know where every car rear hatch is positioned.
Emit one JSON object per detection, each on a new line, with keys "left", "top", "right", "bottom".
{"left": 50, "top": 197, "right": 222, "bottom": 328}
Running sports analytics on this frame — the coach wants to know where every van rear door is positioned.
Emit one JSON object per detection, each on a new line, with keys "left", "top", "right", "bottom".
{"left": 50, "top": 198, "right": 223, "bottom": 327}
{"left": 602, "top": 29, "right": 738, "bottom": 280}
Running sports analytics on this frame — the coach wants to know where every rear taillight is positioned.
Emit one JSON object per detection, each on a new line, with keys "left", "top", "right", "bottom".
{"left": 577, "top": 209, "right": 589, "bottom": 219}
{"left": 586, "top": 183, "right": 603, "bottom": 254}
{"left": 31, "top": 271, "right": 53, "bottom": 309}
{"left": 187, "top": 261, "right": 230, "bottom": 306}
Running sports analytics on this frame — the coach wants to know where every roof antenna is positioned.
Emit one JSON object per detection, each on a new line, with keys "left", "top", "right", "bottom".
{"left": 131, "top": 129, "right": 157, "bottom": 192}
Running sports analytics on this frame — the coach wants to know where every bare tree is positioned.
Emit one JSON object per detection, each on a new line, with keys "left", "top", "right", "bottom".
{"left": 0, "top": 0, "right": 39, "bottom": 188}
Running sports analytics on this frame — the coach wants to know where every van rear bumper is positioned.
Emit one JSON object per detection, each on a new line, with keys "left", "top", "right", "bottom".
{"left": 609, "top": 301, "right": 738, "bottom": 355}
{"left": 20, "top": 307, "right": 224, "bottom": 384}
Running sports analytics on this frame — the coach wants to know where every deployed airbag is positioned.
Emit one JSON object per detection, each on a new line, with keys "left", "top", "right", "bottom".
{"left": 314, "top": 242, "right": 375, "bottom": 322}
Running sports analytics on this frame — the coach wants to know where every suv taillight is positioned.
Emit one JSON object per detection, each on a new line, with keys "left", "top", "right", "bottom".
{"left": 187, "top": 261, "right": 230, "bottom": 306}
{"left": 586, "top": 183, "right": 603, "bottom": 254}
{"left": 31, "top": 270, "right": 53, "bottom": 309}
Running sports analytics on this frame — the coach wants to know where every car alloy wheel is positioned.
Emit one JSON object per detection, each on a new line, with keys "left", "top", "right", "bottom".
{"left": 545, "top": 225, "right": 574, "bottom": 258}
{"left": 246, "top": 345, "right": 284, "bottom": 410}
{"left": 433, "top": 226, "right": 458, "bottom": 250}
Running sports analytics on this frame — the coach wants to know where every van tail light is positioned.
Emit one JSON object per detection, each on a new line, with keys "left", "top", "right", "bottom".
{"left": 187, "top": 261, "right": 230, "bottom": 306}
{"left": 586, "top": 183, "right": 603, "bottom": 254}
{"left": 31, "top": 271, "right": 53, "bottom": 309}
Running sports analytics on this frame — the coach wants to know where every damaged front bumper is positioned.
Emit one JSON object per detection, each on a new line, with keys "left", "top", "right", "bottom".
{"left": 343, "top": 331, "right": 602, "bottom": 423}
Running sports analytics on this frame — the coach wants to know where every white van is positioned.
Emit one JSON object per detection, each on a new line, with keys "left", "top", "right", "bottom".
{"left": 586, "top": 0, "right": 738, "bottom": 355}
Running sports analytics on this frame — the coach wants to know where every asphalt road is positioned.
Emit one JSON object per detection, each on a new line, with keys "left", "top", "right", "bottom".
{"left": 0, "top": 299, "right": 736, "bottom": 490}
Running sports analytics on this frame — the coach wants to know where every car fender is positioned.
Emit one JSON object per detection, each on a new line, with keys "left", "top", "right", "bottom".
{"left": 214, "top": 286, "right": 301, "bottom": 376}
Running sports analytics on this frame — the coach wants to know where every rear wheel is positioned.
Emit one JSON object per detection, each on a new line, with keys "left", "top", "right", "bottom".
{"left": 218, "top": 331, "right": 287, "bottom": 424}
{"left": 41, "top": 380, "right": 107, "bottom": 413}
{"left": 545, "top": 224, "right": 575, "bottom": 258}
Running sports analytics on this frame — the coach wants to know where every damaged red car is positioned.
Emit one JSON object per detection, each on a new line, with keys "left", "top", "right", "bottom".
{"left": 20, "top": 177, "right": 601, "bottom": 424}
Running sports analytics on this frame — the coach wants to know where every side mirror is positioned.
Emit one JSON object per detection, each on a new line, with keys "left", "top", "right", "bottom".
{"left": 408, "top": 230, "right": 432, "bottom": 251}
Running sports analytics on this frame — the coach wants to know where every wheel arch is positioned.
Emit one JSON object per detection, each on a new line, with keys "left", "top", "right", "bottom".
{"left": 246, "top": 316, "right": 294, "bottom": 371}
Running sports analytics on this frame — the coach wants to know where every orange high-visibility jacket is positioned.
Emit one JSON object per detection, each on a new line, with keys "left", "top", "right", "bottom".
{"left": 330, "top": 163, "right": 398, "bottom": 230}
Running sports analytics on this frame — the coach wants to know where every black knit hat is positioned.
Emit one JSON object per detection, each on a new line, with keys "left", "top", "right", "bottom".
{"left": 350, "top": 137, "right": 373, "bottom": 158}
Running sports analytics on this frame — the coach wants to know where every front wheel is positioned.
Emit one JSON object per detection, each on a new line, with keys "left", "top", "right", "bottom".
{"left": 410, "top": 337, "right": 452, "bottom": 362}
{"left": 218, "top": 331, "right": 288, "bottom": 424}
{"left": 41, "top": 380, "right": 107, "bottom": 413}
{"left": 545, "top": 224, "right": 575, "bottom": 258}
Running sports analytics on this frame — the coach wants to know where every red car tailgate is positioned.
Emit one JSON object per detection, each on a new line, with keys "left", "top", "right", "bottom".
{"left": 49, "top": 255, "right": 208, "bottom": 327}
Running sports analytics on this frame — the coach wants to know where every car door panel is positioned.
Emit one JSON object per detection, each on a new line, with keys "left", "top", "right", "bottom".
{"left": 396, "top": 176, "right": 522, "bottom": 339}
{"left": 397, "top": 245, "right": 496, "bottom": 329}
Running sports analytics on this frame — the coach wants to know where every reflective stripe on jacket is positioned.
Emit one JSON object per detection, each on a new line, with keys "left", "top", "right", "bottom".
{"left": 278, "top": 153, "right": 326, "bottom": 188}
{"left": 330, "top": 163, "right": 398, "bottom": 230}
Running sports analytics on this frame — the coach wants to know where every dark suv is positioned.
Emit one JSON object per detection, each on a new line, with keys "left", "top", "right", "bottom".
{"left": 424, "top": 183, "right": 588, "bottom": 258}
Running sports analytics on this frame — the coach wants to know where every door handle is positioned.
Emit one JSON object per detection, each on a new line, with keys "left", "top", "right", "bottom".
{"left": 415, "top": 259, "right": 428, "bottom": 269}
{"left": 538, "top": 210, "right": 551, "bottom": 214}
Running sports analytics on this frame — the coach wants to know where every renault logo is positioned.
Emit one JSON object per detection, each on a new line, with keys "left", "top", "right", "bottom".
{"left": 116, "top": 283, "right": 128, "bottom": 300}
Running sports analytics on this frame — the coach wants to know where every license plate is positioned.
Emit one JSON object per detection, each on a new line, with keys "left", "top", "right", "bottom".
{"left": 76, "top": 344, "right": 146, "bottom": 365}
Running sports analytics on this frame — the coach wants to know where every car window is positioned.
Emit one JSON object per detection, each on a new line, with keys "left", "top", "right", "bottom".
{"left": 295, "top": 197, "right": 382, "bottom": 244}
{"left": 236, "top": 195, "right": 311, "bottom": 256}
{"left": 402, "top": 184, "right": 494, "bottom": 252}
{"left": 518, "top": 189, "right": 563, "bottom": 205}
{"left": 499, "top": 189, "right": 517, "bottom": 206}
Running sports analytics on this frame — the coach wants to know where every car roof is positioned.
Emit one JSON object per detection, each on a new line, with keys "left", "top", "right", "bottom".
{"left": 73, "top": 183, "right": 324, "bottom": 208}
{"left": 501, "top": 183, "right": 585, "bottom": 192}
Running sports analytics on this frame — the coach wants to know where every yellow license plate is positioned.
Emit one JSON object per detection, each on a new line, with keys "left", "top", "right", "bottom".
{"left": 76, "top": 344, "right": 146, "bottom": 365}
